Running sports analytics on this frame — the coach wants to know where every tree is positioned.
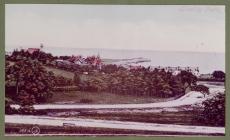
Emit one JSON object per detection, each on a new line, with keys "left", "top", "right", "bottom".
{"left": 5, "top": 60, "right": 55, "bottom": 113}
{"left": 191, "top": 84, "right": 209, "bottom": 97}
{"left": 212, "top": 71, "right": 225, "bottom": 80}
{"left": 177, "top": 70, "right": 197, "bottom": 87}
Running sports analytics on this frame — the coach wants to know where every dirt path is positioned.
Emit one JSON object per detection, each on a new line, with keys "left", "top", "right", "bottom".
{"left": 5, "top": 115, "right": 224, "bottom": 135}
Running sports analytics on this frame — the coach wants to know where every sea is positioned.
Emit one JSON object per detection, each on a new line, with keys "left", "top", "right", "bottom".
{"left": 5, "top": 47, "right": 225, "bottom": 74}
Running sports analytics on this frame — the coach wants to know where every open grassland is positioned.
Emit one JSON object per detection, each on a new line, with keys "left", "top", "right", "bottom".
{"left": 47, "top": 91, "right": 176, "bottom": 104}
{"left": 44, "top": 66, "right": 74, "bottom": 79}
{"left": 46, "top": 109, "right": 204, "bottom": 126}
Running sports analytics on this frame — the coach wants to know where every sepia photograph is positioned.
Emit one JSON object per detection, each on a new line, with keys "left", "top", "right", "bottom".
{"left": 5, "top": 4, "right": 225, "bottom": 136}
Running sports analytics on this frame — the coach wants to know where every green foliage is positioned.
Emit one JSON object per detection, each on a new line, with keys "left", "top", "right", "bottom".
{"left": 191, "top": 84, "right": 209, "bottom": 96}
{"left": 6, "top": 49, "right": 199, "bottom": 99}
{"left": 101, "top": 64, "right": 122, "bottom": 74}
{"left": 79, "top": 76, "right": 109, "bottom": 92}
{"left": 177, "top": 70, "right": 197, "bottom": 86}
{"left": 8, "top": 49, "right": 57, "bottom": 64}
{"left": 5, "top": 60, "right": 55, "bottom": 105}
{"left": 212, "top": 71, "right": 225, "bottom": 80}
{"left": 54, "top": 76, "right": 74, "bottom": 86}
{"left": 5, "top": 98, "right": 18, "bottom": 114}
{"left": 196, "top": 93, "right": 225, "bottom": 127}
{"left": 78, "top": 67, "right": 196, "bottom": 98}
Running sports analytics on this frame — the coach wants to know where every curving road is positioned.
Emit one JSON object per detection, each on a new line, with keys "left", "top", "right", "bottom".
{"left": 6, "top": 82, "right": 225, "bottom": 135}
{"left": 10, "top": 86, "right": 224, "bottom": 110}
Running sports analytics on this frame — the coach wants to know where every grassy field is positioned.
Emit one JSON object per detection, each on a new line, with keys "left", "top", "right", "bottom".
{"left": 45, "top": 109, "right": 205, "bottom": 126}
{"left": 76, "top": 111, "right": 205, "bottom": 126}
{"left": 44, "top": 66, "right": 74, "bottom": 79}
{"left": 44, "top": 66, "right": 177, "bottom": 104}
{"left": 47, "top": 91, "right": 176, "bottom": 104}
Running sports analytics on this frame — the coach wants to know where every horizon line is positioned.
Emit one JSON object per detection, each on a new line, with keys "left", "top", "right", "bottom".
{"left": 5, "top": 45, "right": 225, "bottom": 54}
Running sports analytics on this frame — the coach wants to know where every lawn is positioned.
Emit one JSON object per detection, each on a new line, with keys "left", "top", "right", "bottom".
{"left": 44, "top": 66, "right": 74, "bottom": 79}
{"left": 47, "top": 91, "right": 176, "bottom": 104}
{"left": 44, "top": 66, "right": 178, "bottom": 104}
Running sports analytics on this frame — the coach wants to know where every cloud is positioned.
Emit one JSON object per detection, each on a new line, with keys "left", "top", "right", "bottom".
{"left": 5, "top": 5, "right": 225, "bottom": 53}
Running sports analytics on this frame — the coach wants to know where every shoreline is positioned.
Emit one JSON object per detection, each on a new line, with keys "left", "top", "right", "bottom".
{"left": 5, "top": 48, "right": 225, "bottom": 74}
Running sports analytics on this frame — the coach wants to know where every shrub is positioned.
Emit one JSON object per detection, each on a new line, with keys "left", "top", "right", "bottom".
{"left": 191, "top": 84, "right": 209, "bottom": 96}
{"left": 196, "top": 93, "right": 225, "bottom": 126}
{"left": 177, "top": 70, "right": 197, "bottom": 86}
{"left": 5, "top": 60, "right": 55, "bottom": 105}
{"left": 212, "top": 71, "right": 225, "bottom": 80}
{"left": 5, "top": 98, "right": 18, "bottom": 114}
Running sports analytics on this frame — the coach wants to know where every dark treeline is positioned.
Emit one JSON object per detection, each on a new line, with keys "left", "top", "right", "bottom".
{"left": 6, "top": 49, "right": 213, "bottom": 102}
{"left": 5, "top": 49, "right": 205, "bottom": 99}
{"left": 5, "top": 59, "right": 55, "bottom": 114}
{"left": 6, "top": 49, "right": 57, "bottom": 64}
{"left": 5, "top": 60, "right": 55, "bottom": 104}
{"left": 74, "top": 66, "right": 198, "bottom": 98}
{"left": 5, "top": 49, "right": 225, "bottom": 126}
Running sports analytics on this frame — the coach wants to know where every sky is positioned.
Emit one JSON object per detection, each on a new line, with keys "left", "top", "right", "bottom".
{"left": 5, "top": 4, "right": 225, "bottom": 53}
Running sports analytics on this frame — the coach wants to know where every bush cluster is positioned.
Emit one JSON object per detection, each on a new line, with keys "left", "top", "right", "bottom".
{"left": 5, "top": 60, "right": 55, "bottom": 106}
{"left": 196, "top": 93, "right": 225, "bottom": 127}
